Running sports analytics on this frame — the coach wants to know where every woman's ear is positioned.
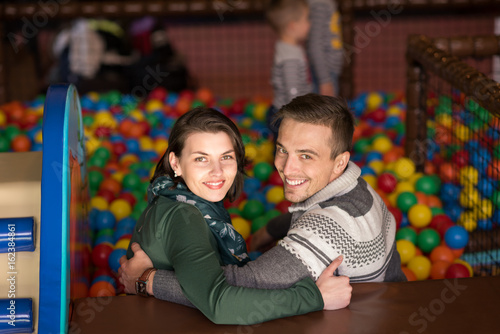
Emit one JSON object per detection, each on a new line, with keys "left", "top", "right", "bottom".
{"left": 169, "top": 152, "right": 182, "bottom": 176}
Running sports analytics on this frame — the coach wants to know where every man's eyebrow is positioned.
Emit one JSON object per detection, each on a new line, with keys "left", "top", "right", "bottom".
{"left": 297, "top": 149, "right": 319, "bottom": 157}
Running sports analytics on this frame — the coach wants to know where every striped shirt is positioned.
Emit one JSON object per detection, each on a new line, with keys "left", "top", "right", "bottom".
{"left": 307, "top": 0, "right": 344, "bottom": 85}
{"left": 271, "top": 41, "right": 312, "bottom": 109}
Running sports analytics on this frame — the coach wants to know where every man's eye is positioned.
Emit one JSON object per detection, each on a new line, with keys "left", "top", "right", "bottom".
{"left": 278, "top": 147, "right": 287, "bottom": 154}
{"left": 301, "top": 154, "right": 311, "bottom": 159}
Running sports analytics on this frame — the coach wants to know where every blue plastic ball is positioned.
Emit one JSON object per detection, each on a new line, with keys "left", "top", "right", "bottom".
{"left": 108, "top": 248, "right": 128, "bottom": 273}
{"left": 95, "top": 210, "right": 116, "bottom": 230}
{"left": 444, "top": 225, "right": 469, "bottom": 249}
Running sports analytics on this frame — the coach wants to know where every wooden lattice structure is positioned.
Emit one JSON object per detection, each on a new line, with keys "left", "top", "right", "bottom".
{"left": 406, "top": 34, "right": 500, "bottom": 276}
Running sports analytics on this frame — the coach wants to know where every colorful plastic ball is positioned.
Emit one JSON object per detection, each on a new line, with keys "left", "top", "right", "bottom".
{"left": 394, "top": 158, "right": 415, "bottom": 180}
{"left": 122, "top": 173, "right": 142, "bottom": 191}
{"left": 395, "top": 181, "right": 414, "bottom": 194}
{"left": 416, "top": 228, "right": 441, "bottom": 253}
{"left": 232, "top": 217, "right": 251, "bottom": 240}
{"left": 91, "top": 243, "right": 114, "bottom": 269}
{"left": 430, "top": 245, "right": 455, "bottom": 263}
{"left": 114, "top": 238, "right": 131, "bottom": 250}
{"left": 268, "top": 170, "right": 284, "bottom": 186}
{"left": 11, "top": 134, "right": 32, "bottom": 152}
{"left": 444, "top": 225, "right": 469, "bottom": 249}
{"left": 396, "top": 227, "right": 418, "bottom": 244}
{"left": 415, "top": 175, "right": 440, "bottom": 195}
{"left": 0, "top": 135, "right": 9, "bottom": 152}
{"left": 388, "top": 207, "right": 403, "bottom": 227}
{"left": 445, "top": 263, "right": 470, "bottom": 278}
{"left": 396, "top": 192, "right": 418, "bottom": 212}
{"left": 454, "top": 259, "right": 474, "bottom": 277}
{"left": 253, "top": 162, "right": 274, "bottom": 182}
{"left": 407, "top": 255, "right": 432, "bottom": 280}
{"left": 396, "top": 240, "right": 416, "bottom": 265}
{"left": 366, "top": 92, "right": 383, "bottom": 110}
{"left": 266, "top": 186, "right": 284, "bottom": 204}
{"left": 251, "top": 216, "right": 269, "bottom": 234}
{"left": 108, "top": 248, "right": 127, "bottom": 273}
{"left": 430, "top": 260, "right": 452, "bottom": 280}
{"left": 459, "top": 166, "right": 479, "bottom": 186}
{"left": 408, "top": 204, "right": 432, "bottom": 228}
{"left": 109, "top": 199, "right": 132, "bottom": 221}
{"left": 402, "top": 267, "right": 417, "bottom": 281}
{"left": 242, "top": 200, "right": 266, "bottom": 220}
{"left": 371, "top": 136, "right": 393, "bottom": 154}
{"left": 89, "top": 281, "right": 116, "bottom": 297}
{"left": 95, "top": 210, "right": 117, "bottom": 230}
{"left": 100, "top": 178, "right": 122, "bottom": 195}
{"left": 377, "top": 173, "right": 398, "bottom": 193}
{"left": 362, "top": 175, "right": 377, "bottom": 189}
{"left": 90, "top": 196, "right": 109, "bottom": 211}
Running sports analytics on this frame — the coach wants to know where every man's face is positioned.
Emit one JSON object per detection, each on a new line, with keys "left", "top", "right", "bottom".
{"left": 274, "top": 118, "right": 342, "bottom": 203}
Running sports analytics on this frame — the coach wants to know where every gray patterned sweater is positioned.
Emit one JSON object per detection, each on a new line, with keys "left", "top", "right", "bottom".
{"left": 152, "top": 162, "right": 405, "bottom": 307}
{"left": 279, "top": 161, "right": 397, "bottom": 282}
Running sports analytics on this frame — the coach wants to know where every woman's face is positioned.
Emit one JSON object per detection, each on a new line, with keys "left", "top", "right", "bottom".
{"left": 169, "top": 131, "right": 238, "bottom": 202}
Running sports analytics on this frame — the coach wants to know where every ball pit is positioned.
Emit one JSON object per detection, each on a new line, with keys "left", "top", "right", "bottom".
{"left": 3, "top": 89, "right": 491, "bottom": 296}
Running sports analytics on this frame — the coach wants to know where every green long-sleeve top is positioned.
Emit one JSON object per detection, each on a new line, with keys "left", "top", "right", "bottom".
{"left": 127, "top": 195, "right": 323, "bottom": 325}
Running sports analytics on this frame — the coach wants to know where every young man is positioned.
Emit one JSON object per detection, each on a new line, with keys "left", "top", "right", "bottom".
{"left": 119, "top": 94, "right": 404, "bottom": 308}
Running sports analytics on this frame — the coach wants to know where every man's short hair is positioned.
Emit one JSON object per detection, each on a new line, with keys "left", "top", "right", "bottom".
{"left": 265, "top": 0, "right": 308, "bottom": 34}
{"left": 274, "top": 93, "right": 355, "bottom": 159}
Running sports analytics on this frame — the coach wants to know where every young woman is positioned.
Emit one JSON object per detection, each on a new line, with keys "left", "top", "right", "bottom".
{"left": 120, "top": 107, "right": 350, "bottom": 325}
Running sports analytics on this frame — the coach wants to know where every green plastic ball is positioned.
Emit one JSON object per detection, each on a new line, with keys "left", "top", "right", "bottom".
{"left": 415, "top": 175, "right": 440, "bottom": 195}
{"left": 0, "top": 135, "right": 9, "bottom": 152}
{"left": 253, "top": 162, "right": 274, "bottom": 182}
{"left": 417, "top": 228, "right": 441, "bottom": 253}
{"left": 251, "top": 216, "right": 269, "bottom": 233}
{"left": 88, "top": 170, "right": 104, "bottom": 191}
{"left": 396, "top": 227, "right": 418, "bottom": 244}
{"left": 93, "top": 147, "right": 111, "bottom": 162}
{"left": 397, "top": 192, "right": 418, "bottom": 212}
{"left": 242, "top": 200, "right": 265, "bottom": 220}
{"left": 123, "top": 173, "right": 141, "bottom": 191}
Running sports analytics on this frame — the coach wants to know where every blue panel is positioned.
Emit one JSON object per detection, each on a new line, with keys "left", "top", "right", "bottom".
{"left": 0, "top": 217, "right": 35, "bottom": 253}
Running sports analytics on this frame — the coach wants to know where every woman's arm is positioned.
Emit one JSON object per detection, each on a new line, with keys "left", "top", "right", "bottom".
{"left": 162, "top": 206, "right": 324, "bottom": 325}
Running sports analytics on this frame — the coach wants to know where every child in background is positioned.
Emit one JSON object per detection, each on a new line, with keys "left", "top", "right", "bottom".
{"left": 307, "top": 0, "right": 343, "bottom": 97}
{"left": 266, "top": 0, "right": 312, "bottom": 140}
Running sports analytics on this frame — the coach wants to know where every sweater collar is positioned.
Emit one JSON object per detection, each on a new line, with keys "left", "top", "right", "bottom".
{"left": 288, "top": 161, "right": 361, "bottom": 213}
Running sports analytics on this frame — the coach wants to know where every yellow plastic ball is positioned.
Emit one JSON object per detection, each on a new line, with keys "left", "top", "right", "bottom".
{"left": 366, "top": 92, "right": 383, "bottom": 110}
{"left": 407, "top": 256, "right": 431, "bottom": 280}
{"left": 129, "top": 109, "right": 145, "bottom": 122}
{"left": 388, "top": 192, "right": 399, "bottom": 207}
{"left": 458, "top": 211, "right": 477, "bottom": 232}
{"left": 394, "top": 157, "right": 416, "bottom": 180}
{"left": 111, "top": 171, "right": 125, "bottom": 183}
{"left": 266, "top": 186, "right": 285, "bottom": 204}
{"left": 120, "top": 154, "right": 139, "bottom": 165}
{"left": 145, "top": 99, "right": 164, "bottom": 113}
{"left": 387, "top": 105, "right": 402, "bottom": 116}
{"left": 395, "top": 181, "right": 414, "bottom": 195}
{"left": 115, "top": 238, "right": 131, "bottom": 250}
{"left": 109, "top": 199, "right": 132, "bottom": 221}
{"left": 245, "top": 143, "right": 258, "bottom": 161}
{"left": 139, "top": 136, "right": 154, "bottom": 151}
{"left": 362, "top": 175, "right": 378, "bottom": 189}
{"left": 253, "top": 103, "right": 268, "bottom": 121}
{"left": 91, "top": 196, "right": 109, "bottom": 211}
{"left": 473, "top": 199, "right": 493, "bottom": 219}
{"left": 396, "top": 240, "right": 416, "bottom": 265}
{"left": 372, "top": 136, "right": 393, "bottom": 154}
{"left": 368, "top": 160, "right": 385, "bottom": 175}
{"left": 454, "top": 123, "right": 471, "bottom": 142}
{"left": 34, "top": 130, "right": 43, "bottom": 144}
{"left": 435, "top": 114, "right": 452, "bottom": 128}
{"left": 154, "top": 138, "right": 168, "bottom": 156}
{"left": 0, "top": 110, "right": 6, "bottom": 127}
{"left": 231, "top": 217, "right": 251, "bottom": 240}
{"left": 459, "top": 186, "right": 480, "bottom": 209}
{"left": 459, "top": 166, "right": 479, "bottom": 186}
{"left": 408, "top": 204, "right": 432, "bottom": 228}
{"left": 408, "top": 172, "right": 424, "bottom": 185}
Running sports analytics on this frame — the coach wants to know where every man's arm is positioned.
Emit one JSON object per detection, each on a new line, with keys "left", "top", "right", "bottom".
{"left": 250, "top": 213, "right": 292, "bottom": 252}
{"left": 383, "top": 243, "right": 407, "bottom": 282}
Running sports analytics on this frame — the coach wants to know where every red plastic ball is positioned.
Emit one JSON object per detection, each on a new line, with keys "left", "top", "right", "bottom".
{"left": 388, "top": 207, "right": 403, "bottom": 227}
{"left": 91, "top": 243, "right": 114, "bottom": 269}
{"left": 275, "top": 200, "right": 293, "bottom": 214}
{"left": 97, "top": 189, "right": 115, "bottom": 203}
{"left": 377, "top": 173, "right": 398, "bottom": 193}
{"left": 445, "top": 263, "right": 470, "bottom": 278}
{"left": 118, "top": 192, "right": 137, "bottom": 207}
{"left": 112, "top": 142, "right": 128, "bottom": 157}
{"left": 268, "top": 170, "right": 284, "bottom": 186}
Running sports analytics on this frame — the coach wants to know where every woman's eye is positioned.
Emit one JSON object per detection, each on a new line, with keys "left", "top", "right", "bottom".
{"left": 222, "top": 155, "right": 234, "bottom": 160}
{"left": 195, "top": 157, "right": 207, "bottom": 162}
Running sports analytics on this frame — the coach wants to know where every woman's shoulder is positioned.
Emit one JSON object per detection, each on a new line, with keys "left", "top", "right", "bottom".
{"left": 155, "top": 195, "right": 205, "bottom": 224}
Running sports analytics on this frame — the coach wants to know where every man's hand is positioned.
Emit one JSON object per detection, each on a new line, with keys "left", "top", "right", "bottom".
{"left": 319, "top": 82, "right": 335, "bottom": 97}
{"left": 118, "top": 243, "right": 154, "bottom": 294}
{"left": 316, "top": 256, "right": 352, "bottom": 310}
{"left": 249, "top": 227, "right": 276, "bottom": 252}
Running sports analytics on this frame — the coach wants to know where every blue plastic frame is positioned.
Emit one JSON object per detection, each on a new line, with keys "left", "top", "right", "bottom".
{"left": 39, "top": 84, "right": 82, "bottom": 333}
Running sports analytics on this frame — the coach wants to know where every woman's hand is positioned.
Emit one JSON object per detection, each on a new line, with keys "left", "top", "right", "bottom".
{"left": 118, "top": 243, "right": 154, "bottom": 293}
{"left": 315, "top": 256, "right": 352, "bottom": 310}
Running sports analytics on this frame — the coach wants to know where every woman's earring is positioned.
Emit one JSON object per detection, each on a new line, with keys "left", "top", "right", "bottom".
{"left": 174, "top": 171, "right": 178, "bottom": 178}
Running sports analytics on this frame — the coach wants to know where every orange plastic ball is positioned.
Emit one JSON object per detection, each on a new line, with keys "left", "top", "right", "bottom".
{"left": 100, "top": 178, "right": 122, "bottom": 195}
{"left": 430, "top": 260, "right": 451, "bottom": 280}
{"left": 430, "top": 245, "right": 455, "bottom": 263}
{"left": 401, "top": 266, "right": 417, "bottom": 281}
{"left": 11, "top": 134, "right": 32, "bottom": 152}
{"left": 89, "top": 281, "right": 116, "bottom": 297}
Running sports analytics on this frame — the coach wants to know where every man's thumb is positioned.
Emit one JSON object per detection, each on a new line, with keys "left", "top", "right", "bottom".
{"left": 325, "top": 255, "right": 343, "bottom": 275}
